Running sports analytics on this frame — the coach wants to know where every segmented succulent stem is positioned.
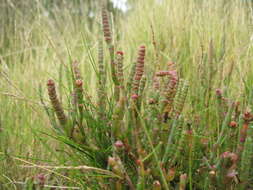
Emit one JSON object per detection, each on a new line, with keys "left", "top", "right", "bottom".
{"left": 172, "top": 125, "right": 187, "bottom": 165}
{"left": 116, "top": 51, "right": 124, "bottom": 87}
{"left": 137, "top": 75, "right": 146, "bottom": 110}
{"left": 39, "top": 84, "right": 58, "bottom": 131}
{"left": 72, "top": 60, "right": 82, "bottom": 80}
{"left": 239, "top": 127, "right": 253, "bottom": 189}
{"left": 162, "top": 116, "right": 182, "bottom": 163}
{"left": 112, "top": 97, "right": 125, "bottom": 138}
{"left": 131, "top": 45, "right": 146, "bottom": 97}
{"left": 152, "top": 180, "right": 161, "bottom": 190}
{"left": 97, "top": 39, "right": 107, "bottom": 119}
{"left": 129, "top": 46, "right": 146, "bottom": 147}
{"left": 153, "top": 76, "right": 160, "bottom": 91}
{"left": 127, "top": 56, "right": 143, "bottom": 150}
{"left": 146, "top": 77, "right": 160, "bottom": 130}
{"left": 98, "top": 39, "right": 106, "bottom": 82}
{"left": 215, "top": 88, "right": 228, "bottom": 123}
{"left": 112, "top": 52, "right": 126, "bottom": 137}
{"left": 127, "top": 62, "right": 137, "bottom": 92}
{"left": 173, "top": 79, "right": 189, "bottom": 118}
{"left": 101, "top": 4, "right": 118, "bottom": 87}
{"left": 237, "top": 111, "right": 252, "bottom": 154}
{"left": 212, "top": 103, "right": 235, "bottom": 155}
{"left": 139, "top": 75, "right": 146, "bottom": 96}
{"left": 156, "top": 71, "right": 173, "bottom": 77}
{"left": 102, "top": 5, "right": 112, "bottom": 45}
{"left": 47, "top": 79, "right": 67, "bottom": 127}
{"left": 205, "top": 40, "right": 216, "bottom": 128}
{"left": 161, "top": 72, "right": 178, "bottom": 121}
{"left": 108, "top": 156, "right": 125, "bottom": 177}
{"left": 71, "top": 61, "right": 83, "bottom": 112}
{"left": 108, "top": 156, "right": 135, "bottom": 189}
{"left": 115, "top": 51, "right": 125, "bottom": 102}
{"left": 75, "top": 80, "right": 84, "bottom": 126}
{"left": 170, "top": 116, "right": 184, "bottom": 151}
{"left": 179, "top": 174, "right": 187, "bottom": 190}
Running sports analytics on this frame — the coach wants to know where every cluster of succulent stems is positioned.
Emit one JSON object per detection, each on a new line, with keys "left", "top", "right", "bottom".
{"left": 42, "top": 4, "right": 253, "bottom": 190}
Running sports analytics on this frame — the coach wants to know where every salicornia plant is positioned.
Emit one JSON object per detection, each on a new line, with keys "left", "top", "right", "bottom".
{"left": 41, "top": 4, "right": 253, "bottom": 190}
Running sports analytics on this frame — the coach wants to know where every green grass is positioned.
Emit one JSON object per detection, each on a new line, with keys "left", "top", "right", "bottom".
{"left": 0, "top": 0, "right": 253, "bottom": 189}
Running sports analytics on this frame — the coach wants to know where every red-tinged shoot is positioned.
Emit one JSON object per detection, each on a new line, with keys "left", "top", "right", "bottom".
{"left": 75, "top": 79, "right": 83, "bottom": 104}
{"left": 75, "top": 79, "right": 83, "bottom": 87}
{"left": 72, "top": 60, "right": 82, "bottom": 80}
{"left": 229, "top": 121, "right": 237, "bottom": 128}
{"left": 114, "top": 140, "right": 124, "bottom": 150}
{"left": 131, "top": 45, "right": 146, "bottom": 98}
{"left": 131, "top": 94, "right": 138, "bottom": 100}
{"left": 47, "top": 79, "right": 67, "bottom": 126}
{"left": 153, "top": 180, "right": 161, "bottom": 190}
{"left": 156, "top": 70, "right": 177, "bottom": 77}
{"left": 116, "top": 51, "right": 124, "bottom": 87}
{"left": 102, "top": 6, "right": 112, "bottom": 45}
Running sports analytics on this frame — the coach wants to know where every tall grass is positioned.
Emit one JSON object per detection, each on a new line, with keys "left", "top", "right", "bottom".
{"left": 0, "top": 0, "right": 253, "bottom": 189}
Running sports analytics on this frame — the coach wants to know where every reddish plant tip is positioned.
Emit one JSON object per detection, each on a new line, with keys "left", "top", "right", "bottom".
{"left": 244, "top": 111, "right": 251, "bottom": 116}
{"left": 101, "top": 7, "right": 112, "bottom": 44}
{"left": 36, "top": 174, "right": 46, "bottom": 181}
{"left": 131, "top": 45, "right": 146, "bottom": 94}
{"left": 226, "top": 170, "right": 238, "bottom": 178}
{"left": 36, "top": 174, "right": 46, "bottom": 186}
{"left": 114, "top": 140, "right": 124, "bottom": 149}
{"left": 168, "top": 61, "right": 175, "bottom": 66}
{"left": 138, "top": 46, "right": 145, "bottom": 55}
{"left": 186, "top": 129, "right": 193, "bottom": 135}
{"left": 167, "top": 168, "right": 176, "bottom": 178}
{"left": 148, "top": 98, "right": 156, "bottom": 104}
{"left": 138, "top": 48, "right": 145, "bottom": 54}
{"left": 200, "top": 138, "right": 209, "bottom": 146}
{"left": 131, "top": 94, "right": 138, "bottom": 100}
{"left": 221, "top": 151, "right": 230, "bottom": 158}
{"left": 221, "top": 151, "right": 238, "bottom": 161}
{"left": 156, "top": 70, "right": 178, "bottom": 77}
{"left": 75, "top": 79, "right": 83, "bottom": 87}
{"left": 47, "top": 79, "right": 55, "bottom": 86}
{"left": 180, "top": 173, "right": 187, "bottom": 180}
{"left": 117, "top": 51, "right": 124, "bottom": 55}
{"left": 153, "top": 76, "right": 160, "bottom": 90}
{"left": 156, "top": 71, "right": 170, "bottom": 76}
{"left": 229, "top": 121, "right": 237, "bottom": 128}
{"left": 135, "top": 159, "right": 141, "bottom": 166}
{"left": 108, "top": 156, "right": 116, "bottom": 166}
{"left": 215, "top": 88, "right": 222, "bottom": 96}
{"left": 243, "top": 111, "right": 252, "bottom": 121}
{"left": 153, "top": 180, "right": 161, "bottom": 186}
{"left": 233, "top": 101, "right": 240, "bottom": 107}
{"left": 78, "top": 104, "right": 84, "bottom": 107}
